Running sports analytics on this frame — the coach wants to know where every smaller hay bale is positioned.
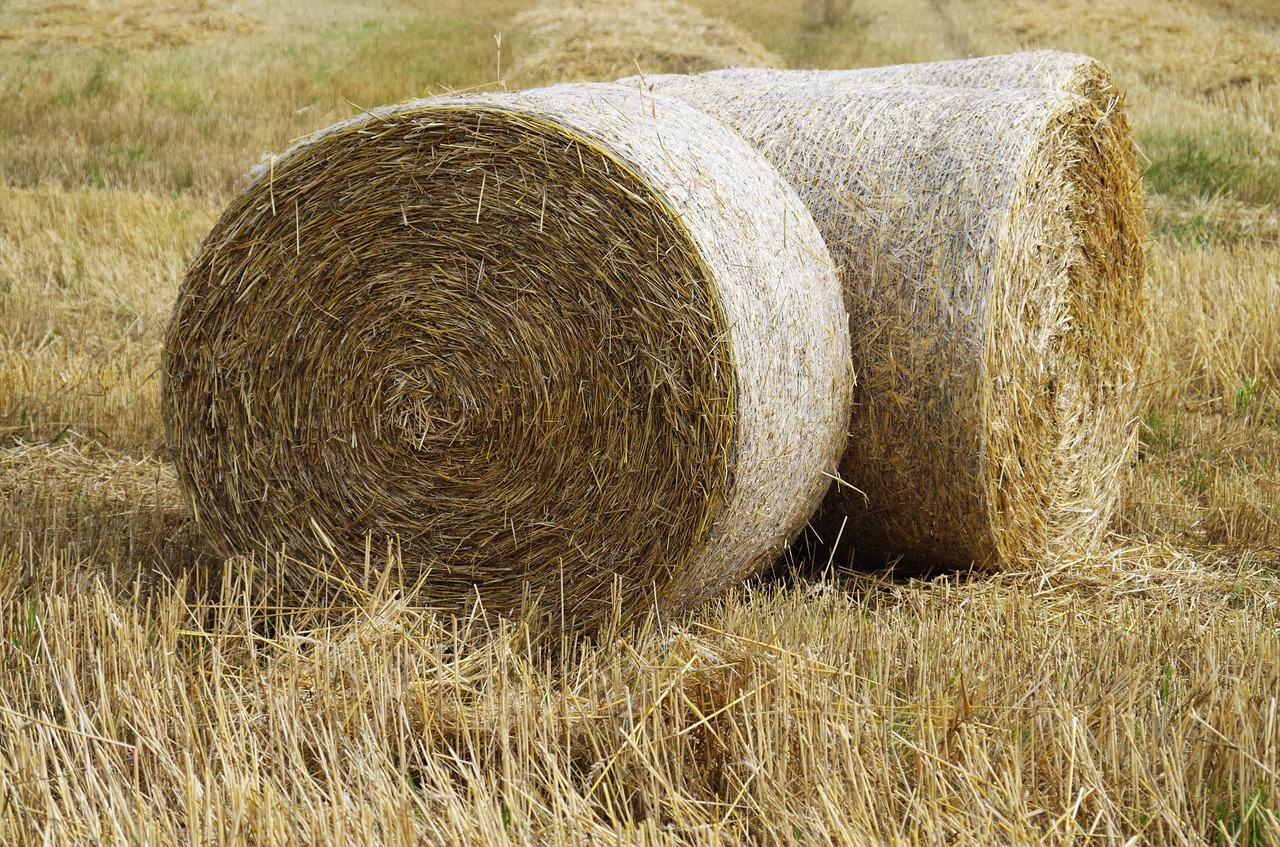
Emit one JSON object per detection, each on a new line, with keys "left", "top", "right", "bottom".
{"left": 624, "top": 68, "right": 1147, "bottom": 571}
{"left": 508, "top": 0, "right": 782, "bottom": 84}
{"left": 162, "top": 84, "right": 852, "bottom": 627}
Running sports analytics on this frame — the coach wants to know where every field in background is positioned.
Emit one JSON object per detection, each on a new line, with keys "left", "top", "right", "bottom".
{"left": 0, "top": 0, "right": 1277, "bottom": 843}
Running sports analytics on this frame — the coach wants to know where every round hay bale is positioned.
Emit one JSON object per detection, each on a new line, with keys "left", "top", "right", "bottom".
{"left": 622, "top": 70, "right": 1146, "bottom": 570}
{"left": 162, "top": 84, "right": 852, "bottom": 625}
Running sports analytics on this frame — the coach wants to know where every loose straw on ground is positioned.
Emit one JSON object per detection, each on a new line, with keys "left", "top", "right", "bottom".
{"left": 625, "top": 57, "right": 1146, "bottom": 570}
{"left": 163, "top": 84, "right": 852, "bottom": 626}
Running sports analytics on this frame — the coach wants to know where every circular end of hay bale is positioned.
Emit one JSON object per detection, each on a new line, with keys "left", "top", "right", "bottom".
{"left": 162, "top": 85, "right": 851, "bottom": 624}
{"left": 985, "top": 91, "right": 1146, "bottom": 563}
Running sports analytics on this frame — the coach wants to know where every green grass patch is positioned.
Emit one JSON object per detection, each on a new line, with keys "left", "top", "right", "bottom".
{"left": 1148, "top": 209, "right": 1222, "bottom": 246}
{"left": 47, "top": 53, "right": 124, "bottom": 107}
{"left": 1212, "top": 781, "right": 1278, "bottom": 846}
{"left": 1142, "top": 129, "right": 1280, "bottom": 206}
{"left": 1141, "top": 410, "right": 1183, "bottom": 459}
{"left": 343, "top": 8, "right": 511, "bottom": 95}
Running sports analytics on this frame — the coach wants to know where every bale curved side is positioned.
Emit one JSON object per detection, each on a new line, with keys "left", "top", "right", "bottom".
{"left": 823, "top": 50, "right": 1126, "bottom": 114}
{"left": 163, "top": 84, "right": 852, "bottom": 624}
{"left": 623, "top": 72, "right": 1146, "bottom": 570}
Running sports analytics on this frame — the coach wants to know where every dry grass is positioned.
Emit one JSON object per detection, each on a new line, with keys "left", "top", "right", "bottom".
{"left": 1, "top": 0, "right": 1278, "bottom": 843}
{"left": 0, "top": 0, "right": 531, "bottom": 195}
{"left": 1120, "top": 241, "right": 1280, "bottom": 552}
{"left": 986, "top": 0, "right": 1280, "bottom": 97}
{"left": 0, "top": 0, "right": 262, "bottom": 50}
{"left": 0, "top": 185, "right": 218, "bottom": 453}
{"left": 1, "top": 542, "right": 1277, "bottom": 844}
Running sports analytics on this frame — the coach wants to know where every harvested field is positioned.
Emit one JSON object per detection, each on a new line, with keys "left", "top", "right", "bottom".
{"left": 990, "top": 0, "right": 1280, "bottom": 96}
{"left": 0, "top": 0, "right": 1277, "bottom": 843}
{"left": 0, "top": 0, "right": 260, "bottom": 49}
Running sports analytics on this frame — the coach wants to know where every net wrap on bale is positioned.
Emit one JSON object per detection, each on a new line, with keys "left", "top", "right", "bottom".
{"left": 163, "top": 84, "right": 852, "bottom": 624}
{"left": 624, "top": 63, "right": 1146, "bottom": 570}
{"left": 827, "top": 50, "right": 1127, "bottom": 116}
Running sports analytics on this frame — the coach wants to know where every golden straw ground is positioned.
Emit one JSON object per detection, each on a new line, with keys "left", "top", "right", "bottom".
{"left": 626, "top": 62, "right": 1146, "bottom": 571}
{"left": 163, "top": 84, "right": 852, "bottom": 627}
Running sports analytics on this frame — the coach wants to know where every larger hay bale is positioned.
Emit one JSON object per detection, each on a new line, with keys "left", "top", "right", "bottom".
{"left": 162, "top": 84, "right": 852, "bottom": 625}
{"left": 623, "top": 69, "right": 1146, "bottom": 570}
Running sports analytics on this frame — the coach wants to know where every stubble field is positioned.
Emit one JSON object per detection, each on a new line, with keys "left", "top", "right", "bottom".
{"left": 1, "top": 0, "right": 1278, "bottom": 843}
